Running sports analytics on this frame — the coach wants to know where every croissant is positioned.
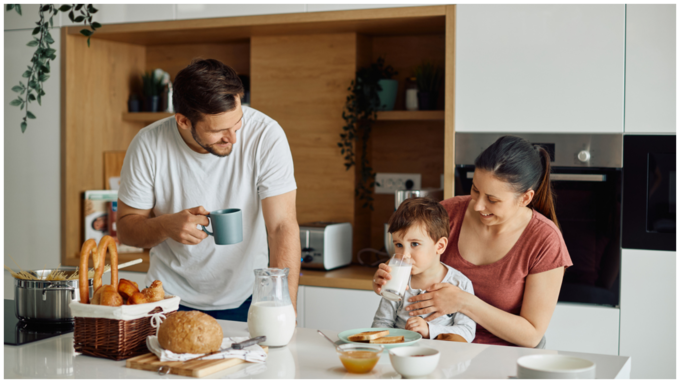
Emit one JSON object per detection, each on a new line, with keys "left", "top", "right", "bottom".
{"left": 127, "top": 291, "right": 148, "bottom": 305}
{"left": 142, "top": 280, "right": 165, "bottom": 302}
{"left": 118, "top": 279, "right": 139, "bottom": 300}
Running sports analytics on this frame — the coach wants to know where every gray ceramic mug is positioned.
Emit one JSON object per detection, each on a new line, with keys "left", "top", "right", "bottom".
{"left": 201, "top": 209, "right": 243, "bottom": 245}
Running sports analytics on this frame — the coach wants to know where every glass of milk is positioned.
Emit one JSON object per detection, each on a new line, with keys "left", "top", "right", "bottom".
{"left": 381, "top": 255, "right": 413, "bottom": 302}
{"left": 247, "top": 268, "right": 296, "bottom": 347}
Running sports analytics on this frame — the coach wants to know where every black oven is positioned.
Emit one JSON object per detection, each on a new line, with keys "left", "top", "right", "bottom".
{"left": 622, "top": 135, "right": 676, "bottom": 251}
{"left": 455, "top": 133, "right": 623, "bottom": 307}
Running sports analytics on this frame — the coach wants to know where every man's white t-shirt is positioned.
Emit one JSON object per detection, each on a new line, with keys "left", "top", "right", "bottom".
{"left": 118, "top": 106, "right": 297, "bottom": 310}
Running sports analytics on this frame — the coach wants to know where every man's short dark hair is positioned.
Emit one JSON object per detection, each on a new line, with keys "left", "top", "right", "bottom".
{"left": 172, "top": 58, "right": 244, "bottom": 127}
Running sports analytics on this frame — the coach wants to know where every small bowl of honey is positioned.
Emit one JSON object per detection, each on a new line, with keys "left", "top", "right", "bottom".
{"left": 336, "top": 343, "right": 384, "bottom": 374}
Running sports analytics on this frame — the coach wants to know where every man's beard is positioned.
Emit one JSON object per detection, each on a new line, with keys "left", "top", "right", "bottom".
{"left": 191, "top": 127, "right": 232, "bottom": 157}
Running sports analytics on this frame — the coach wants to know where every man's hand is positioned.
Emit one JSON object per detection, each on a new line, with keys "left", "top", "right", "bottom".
{"left": 405, "top": 316, "right": 429, "bottom": 339}
{"left": 160, "top": 206, "right": 210, "bottom": 245}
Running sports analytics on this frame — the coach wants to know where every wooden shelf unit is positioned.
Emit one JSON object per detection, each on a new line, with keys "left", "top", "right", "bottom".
{"left": 61, "top": 5, "right": 456, "bottom": 270}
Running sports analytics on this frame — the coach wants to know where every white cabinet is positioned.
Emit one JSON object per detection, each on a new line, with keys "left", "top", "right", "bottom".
{"left": 620, "top": 249, "right": 676, "bottom": 379}
{"left": 544, "top": 303, "right": 619, "bottom": 355}
{"left": 456, "top": 5, "right": 625, "bottom": 133}
{"left": 60, "top": 4, "right": 176, "bottom": 26}
{"left": 303, "top": 286, "right": 382, "bottom": 332}
{"left": 176, "top": 5, "right": 305, "bottom": 20}
{"left": 4, "top": 28, "right": 62, "bottom": 271}
{"left": 624, "top": 5, "right": 676, "bottom": 134}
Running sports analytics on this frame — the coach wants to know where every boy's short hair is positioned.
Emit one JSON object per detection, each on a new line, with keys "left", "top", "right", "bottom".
{"left": 388, "top": 197, "right": 450, "bottom": 242}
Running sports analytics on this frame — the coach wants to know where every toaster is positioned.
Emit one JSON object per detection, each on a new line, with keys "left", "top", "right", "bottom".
{"left": 299, "top": 222, "right": 352, "bottom": 270}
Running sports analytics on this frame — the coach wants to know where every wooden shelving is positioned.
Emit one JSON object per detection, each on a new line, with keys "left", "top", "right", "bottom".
{"left": 122, "top": 110, "right": 445, "bottom": 124}
{"left": 376, "top": 110, "right": 444, "bottom": 121}
{"left": 122, "top": 112, "right": 174, "bottom": 123}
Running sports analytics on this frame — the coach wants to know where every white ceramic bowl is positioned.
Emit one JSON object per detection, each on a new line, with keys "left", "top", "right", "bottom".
{"left": 389, "top": 346, "right": 440, "bottom": 378}
{"left": 517, "top": 354, "right": 596, "bottom": 379}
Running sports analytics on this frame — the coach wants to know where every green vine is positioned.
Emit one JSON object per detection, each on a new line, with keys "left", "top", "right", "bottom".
{"left": 6, "top": 4, "right": 101, "bottom": 133}
{"left": 339, "top": 56, "right": 397, "bottom": 210}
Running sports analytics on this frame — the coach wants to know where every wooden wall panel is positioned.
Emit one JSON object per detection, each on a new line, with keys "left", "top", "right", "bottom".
{"left": 444, "top": 5, "right": 456, "bottom": 199}
{"left": 369, "top": 121, "right": 445, "bottom": 250}
{"left": 251, "top": 33, "right": 363, "bottom": 255}
{"left": 62, "top": 33, "right": 146, "bottom": 267}
{"left": 146, "top": 42, "right": 250, "bottom": 81}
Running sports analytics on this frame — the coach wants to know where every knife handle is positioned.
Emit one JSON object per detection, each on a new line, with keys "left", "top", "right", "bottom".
{"left": 232, "top": 336, "right": 266, "bottom": 350}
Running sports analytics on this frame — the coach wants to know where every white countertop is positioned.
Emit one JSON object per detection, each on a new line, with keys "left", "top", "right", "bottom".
{"left": 4, "top": 320, "right": 631, "bottom": 379}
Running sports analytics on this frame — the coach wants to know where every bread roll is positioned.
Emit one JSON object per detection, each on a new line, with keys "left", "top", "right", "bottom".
{"left": 127, "top": 291, "right": 148, "bottom": 305}
{"left": 142, "top": 280, "right": 165, "bottom": 302}
{"left": 158, "top": 311, "right": 223, "bottom": 354}
{"left": 118, "top": 279, "right": 139, "bottom": 300}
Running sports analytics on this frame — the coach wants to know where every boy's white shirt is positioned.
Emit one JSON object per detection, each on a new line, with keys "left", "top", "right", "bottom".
{"left": 371, "top": 263, "right": 476, "bottom": 343}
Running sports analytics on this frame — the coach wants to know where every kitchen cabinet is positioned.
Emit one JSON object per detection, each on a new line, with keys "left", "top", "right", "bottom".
{"left": 544, "top": 303, "right": 619, "bottom": 355}
{"left": 620, "top": 249, "right": 676, "bottom": 379}
{"left": 624, "top": 5, "right": 676, "bottom": 134}
{"left": 455, "top": 5, "right": 625, "bottom": 133}
{"left": 4, "top": 28, "right": 62, "bottom": 271}
{"left": 176, "top": 4, "right": 306, "bottom": 20}
{"left": 302, "top": 286, "right": 382, "bottom": 331}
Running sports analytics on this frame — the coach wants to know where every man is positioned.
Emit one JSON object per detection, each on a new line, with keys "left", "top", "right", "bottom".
{"left": 117, "top": 59, "right": 300, "bottom": 322}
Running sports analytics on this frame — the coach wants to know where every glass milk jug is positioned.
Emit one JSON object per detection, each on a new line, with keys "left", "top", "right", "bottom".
{"left": 247, "top": 268, "right": 296, "bottom": 347}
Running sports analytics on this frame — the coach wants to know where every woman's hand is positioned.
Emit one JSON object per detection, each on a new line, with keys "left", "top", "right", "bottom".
{"left": 372, "top": 263, "right": 392, "bottom": 295}
{"left": 405, "top": 283, "right": 468, "bottom": 322}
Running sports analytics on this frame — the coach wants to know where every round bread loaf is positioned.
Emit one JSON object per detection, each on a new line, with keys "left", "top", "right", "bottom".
{"left": 158, "top": 311, "right": 223, "bottom": 354}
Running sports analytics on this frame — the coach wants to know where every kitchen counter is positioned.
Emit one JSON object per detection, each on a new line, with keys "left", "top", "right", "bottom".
{"left": 298, "top": 264, "right": 376, "bottom": 291}
{"left": 5, "top": 319, "right": 631, "bottom": 379}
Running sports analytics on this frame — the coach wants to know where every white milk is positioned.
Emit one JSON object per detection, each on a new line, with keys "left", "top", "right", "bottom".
{"left": 247, "top": 301, "right": 296, "bottom": 347}
{"left": 382, "top": 265, "right": 412, "bottom": 301}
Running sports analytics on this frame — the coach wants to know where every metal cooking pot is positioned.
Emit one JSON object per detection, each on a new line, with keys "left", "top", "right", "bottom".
{"left": 14, "top": 270, "right": 94, "bottom": 323}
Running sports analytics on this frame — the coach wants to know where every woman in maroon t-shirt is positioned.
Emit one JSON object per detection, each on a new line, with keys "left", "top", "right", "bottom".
{"left": 373, "top": 136, "right": 572, "bottom": 347}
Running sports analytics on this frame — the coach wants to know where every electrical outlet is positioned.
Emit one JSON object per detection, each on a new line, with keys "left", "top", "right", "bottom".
{"left": 375, "top": 173, "right": 422, "bottom": 194}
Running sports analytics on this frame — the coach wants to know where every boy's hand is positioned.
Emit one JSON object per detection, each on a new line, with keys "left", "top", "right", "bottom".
{"left": 405, "top": 316, "right": 429, "bottom": 339}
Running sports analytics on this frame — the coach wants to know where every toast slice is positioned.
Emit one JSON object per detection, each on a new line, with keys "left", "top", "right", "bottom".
{"left": 369, "top": 335, "right": 405, "bottom": 344}
{"left": 348, "top": 330, "right": 390, "bottom": 342}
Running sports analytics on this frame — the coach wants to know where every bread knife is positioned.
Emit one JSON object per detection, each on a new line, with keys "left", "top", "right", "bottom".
{"left": 183, "top": 336, "right": 266, "bottom": 363}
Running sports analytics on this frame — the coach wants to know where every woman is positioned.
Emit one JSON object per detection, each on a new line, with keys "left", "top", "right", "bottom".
{"left": 373, "top": 136, "right": 572, "bottom": 347}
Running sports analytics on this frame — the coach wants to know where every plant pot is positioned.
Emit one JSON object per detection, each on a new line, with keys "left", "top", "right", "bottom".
{"left": 376, "top": 79, "right": 398, "bottom": 111}
{"left": 145, "top": 96, "right": 160, "bottom": 112}
{"left": 128, "top": 98, "right": 141, "bottom": 113}
{"left": 417, "top": 91, "right": 438, "bottom": 111}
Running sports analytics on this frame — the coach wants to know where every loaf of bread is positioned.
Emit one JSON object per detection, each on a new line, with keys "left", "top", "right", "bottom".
{"left": 158, "top": 311, "right": 223, "bottom": 354}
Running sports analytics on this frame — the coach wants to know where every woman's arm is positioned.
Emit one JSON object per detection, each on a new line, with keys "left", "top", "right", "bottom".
{"left": 406, "top": 267, "right": 565, "bottom": 348}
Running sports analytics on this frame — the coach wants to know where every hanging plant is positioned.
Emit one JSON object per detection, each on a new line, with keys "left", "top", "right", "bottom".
{"left": 6, "top": 4, "right": 101, "bottom": 133}
{"left": 339, "top": 56, "right": 397, "bottom": 210}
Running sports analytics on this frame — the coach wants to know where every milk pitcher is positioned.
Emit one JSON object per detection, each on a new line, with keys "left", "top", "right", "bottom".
{"left": 247, "top": 268, "right": 296, "bottom": 347}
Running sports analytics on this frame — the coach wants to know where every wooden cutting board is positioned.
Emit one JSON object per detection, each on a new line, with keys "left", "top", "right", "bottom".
{"left": 125, "top": 346, "right": 268, "bottom": 378}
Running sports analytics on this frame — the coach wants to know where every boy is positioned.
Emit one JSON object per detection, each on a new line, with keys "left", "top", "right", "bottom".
{"left": 371, "top": 197, "right": 476, "bottom": 342}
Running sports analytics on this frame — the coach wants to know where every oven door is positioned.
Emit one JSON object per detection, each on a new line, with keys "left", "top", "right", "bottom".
{"left": 622, "top": 135, "right": 676, "bottom": 251}
{"left": 455, "top": 165, "right": 622, "bottom": 306}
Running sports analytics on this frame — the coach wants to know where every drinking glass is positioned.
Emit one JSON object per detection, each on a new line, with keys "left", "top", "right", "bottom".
{"left": 381, "top": 254, "right": 413, "bottom": 302}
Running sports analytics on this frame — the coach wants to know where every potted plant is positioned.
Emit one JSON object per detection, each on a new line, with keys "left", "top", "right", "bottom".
{"left": 338, "top": 56, "right": 398, "bottom": 211}
{"left": 414, "top": 61, "right": 444, "bottom": 110}
{"left": 142, "top": 71, "right": 164, "bottom": 112}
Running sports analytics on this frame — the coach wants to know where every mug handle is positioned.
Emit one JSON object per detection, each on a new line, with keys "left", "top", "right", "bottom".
{"left": 201, "top": 214, "right": 213, "bottom": 236}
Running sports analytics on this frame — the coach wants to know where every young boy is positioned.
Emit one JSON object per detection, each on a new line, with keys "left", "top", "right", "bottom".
{"left": 371, "top": 197, "right": 476, "bottom": 342}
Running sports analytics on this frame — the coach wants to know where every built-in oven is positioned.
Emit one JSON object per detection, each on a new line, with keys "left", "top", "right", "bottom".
{"left": 455, "top": 133, "right": 623, "bottom": 307}
{"left": 622, "top": 135, "right": 676, "bottom": 251}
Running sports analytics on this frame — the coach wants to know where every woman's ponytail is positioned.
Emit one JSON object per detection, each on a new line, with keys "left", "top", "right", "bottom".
{"left": 531, "top": 147, "right": 559, "bottom": 229}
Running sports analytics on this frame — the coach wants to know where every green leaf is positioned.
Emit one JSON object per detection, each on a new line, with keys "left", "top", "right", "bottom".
{"left": 32, "top": 26, "right": 40, "bottom": 35}
{"left": 22, "top": 70, "right": 31, "bottom": 78}
{"left": 74, "top": 16, "right": 85, "bottom": 22}
{"left": 38, "top": 73, "right": 49, "bottom": 82}
{"left": 40, "top": 5, "right": 50, "bottom": 12}
{"left": 45, "top": 34, "right": 54, "bottom": 44}
{"left": 11, "top": 85, "right": 23, "bottom": 93}
{"left": 89, "top": 5, "right": 98, "bottom": 13}
{"left": 21, "top": 122, "right": 27, "bottom": 133}
{"left": 26, "top": 40, "right": 39, "bottom": 47}
{"left": 49, "top": 16, "right": 53, "bottom": 27}
{"left": 80, "top": 29, "right": 93, "bottom": 37}
{"left": 92, "top": 21, "right": 101, "bottom": 29}
{"left": 75, "top": 4, "right": 83, "bottom": 11}
{"left": 15, "top": 4, "right": 21, "bottom": 15}
{"left": 37, "top": 94, "right": 41, "bottom": 105}
{"left": 41, "top": 65, "right": 50, "bottom": 73}
{"left": 28, "top": 93, "right": 36, "bottom": 101}
{"left": 45, "top": 48, "right": 56, "bottom": 56}
{"left": 59, "top": 5, "right": 72, "bottom": 12}
{"left": 26, "top": 111, "right": 36, "bottom": 119}
{"left": 10, "top": 99, "right": 22, "bottom": 106}
{"left": 6, "top": 5, "right": 14, "bottom": 11}
{"left": 68, "top": 10, "right": 74, "bottom": 21}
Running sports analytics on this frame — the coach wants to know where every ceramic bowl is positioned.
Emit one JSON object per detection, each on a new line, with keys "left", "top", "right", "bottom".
{"left": 336, "top": 343, "right": 383, "bottom": 374}
{"left": 517, "top": 354, "right": 596, "bottom": 379}
{"left": 389, "top": 346, "right": 440, "bottom": 378}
